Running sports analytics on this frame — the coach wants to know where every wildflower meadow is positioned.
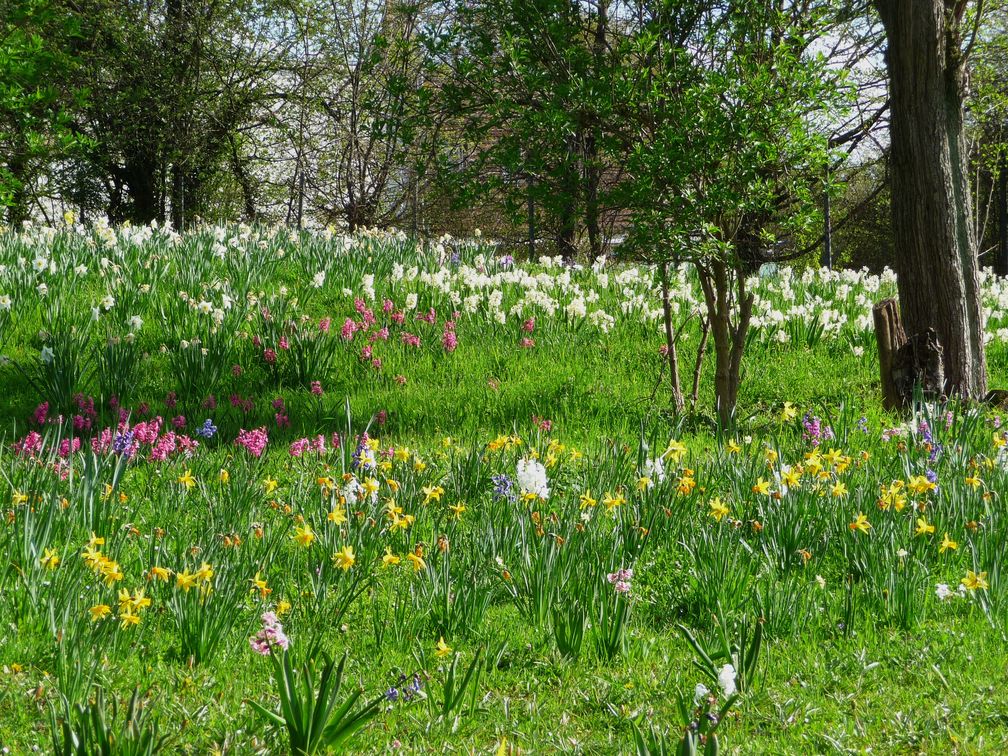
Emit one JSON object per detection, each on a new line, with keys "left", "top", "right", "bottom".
{"left": 1, "top": 222, "right": 1008, "bottom": 753}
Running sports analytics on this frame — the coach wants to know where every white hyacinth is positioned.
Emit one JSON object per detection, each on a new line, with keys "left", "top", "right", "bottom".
{"left": 718, "top": 663, "right": 737, "bottom": 698}
{"left": 516, "top": 458, "right": 550, "bottom": 500}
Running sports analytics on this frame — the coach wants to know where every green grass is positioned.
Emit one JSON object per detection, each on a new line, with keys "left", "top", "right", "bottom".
{"left": 2, "top": 227, "right": 1008, "bottom": 754}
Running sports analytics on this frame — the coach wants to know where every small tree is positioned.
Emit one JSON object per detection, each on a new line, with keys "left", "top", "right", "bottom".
{"left": 619, "top": 1, "right": 847, "bottom": 425}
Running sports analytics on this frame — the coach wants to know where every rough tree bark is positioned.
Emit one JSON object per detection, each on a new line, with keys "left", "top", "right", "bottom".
{"left": 873, "top": 0, "right": 987, "bottom": 397}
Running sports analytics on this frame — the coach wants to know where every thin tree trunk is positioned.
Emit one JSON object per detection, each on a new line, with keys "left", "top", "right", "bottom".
{"left": 690, "top": 316, "right": 710, "bottom": 413}
{"left": 874, "top": 0, "right": 987, "bottom": 397}
{"left": 660, "top": 262, "right": 684, "bottom": 412}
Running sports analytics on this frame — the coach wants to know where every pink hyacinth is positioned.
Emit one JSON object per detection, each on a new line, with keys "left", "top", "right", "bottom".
{"left": 520, "top": 337, "right": 535, "bottom": 348}
{"left": 442, "top": 330, "right": 457, "bottom": 352}
{"left": 250, "top": 611, "right": 289, "bottom": 656}
{"left": 319, "top": 317, "right": 332, "bottom": 333}
{"left": 13, "top": 431, "right": 43, "bottom": 457}
{"left": 33, "top": 402, "right": 49, "bottom": 426}
{"left": 310, "top": 381, "right": 323, "bottom": 396}
{"left": 235, "top": 427, "right": 269, "bottom": 458}
{"left": 522, "top": 317, "right": 535, "bottom": 333}
{"left": 341, "top": 318, "right": 357, "bottom": 340}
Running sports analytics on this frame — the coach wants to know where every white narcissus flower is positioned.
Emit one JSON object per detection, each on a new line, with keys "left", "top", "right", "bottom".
{"left": 129, "top": 315, "right": 143, "bottom": 331}
{"left": 0, "top": 295, "right": 10, "bottom": 310}
{"left": 40, "top": 346, "right": 54, "bottom": 364}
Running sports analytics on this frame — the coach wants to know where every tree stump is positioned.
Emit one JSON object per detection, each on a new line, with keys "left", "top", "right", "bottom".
{"left": 892, "top": 328, "right": 944, "bottom": 404}
{"left": 873, "top": 299, "right": 907, "bottom": 411}
{"left": 873, "top": 299, "right": 945, "bottom": 410}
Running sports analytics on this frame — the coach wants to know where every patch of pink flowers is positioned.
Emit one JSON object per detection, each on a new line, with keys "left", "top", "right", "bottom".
{"left": 249, "top": 611, "right": 289, "bottom": 656}
{"left": 607, "top": 568, "right": 633, "bottom": 595}
{"left": 289, "top": 434, "right": 329, "bottom": 457}
{"left": 235, "top": 427, "right": 269, "bottom": 458}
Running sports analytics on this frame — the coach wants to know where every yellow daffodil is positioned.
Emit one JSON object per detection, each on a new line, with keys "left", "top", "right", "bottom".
{"left": 579, "top": 491, "right": 597, "bottom": 509}
{"left": 752, "top": 478, "right": 771, "bottom": 496}
{"left": 381, "top": 548, "right": 401, "bottom": 568}
{"left": 422, "top": 485, "right": 444, "bottom": 504}
{"left": 708, "top": 498, "right": 730, "bottom": 522}
{"left": 907, "top": 475, "right": 936, "bottom": 495}
{"left": 663, "top": 438, "right": 687, "bottom": 463}
{"left": 602, "top": 491, "right": 625, "bottom": 512}
{"left": 251, "top": 572, "right": 272, "bottom": 598}
{"left": 961, "top": 570, "right": 989, "bottom": 591}
{"left": 435, "top": 636, "right": 452, "bottom": 658}
{"left": 40, "top": 548, "right": 60, "bottom": 570}
{"left": 780, "top": 467, "right": 801, "bottom": 489}
{"left": 914, "top": 517, "right": 935, "bottom": 537}
{"left": 848, "top": 513, "right": 871, "bottom": 534}
{"left": 939, "top": 532, "right": 958, "bottom": 553}
{"left": 89, "top": 604, "right": 112, "bottom": 622}
{"left": 677, "top": 474, "right": 696, "bottom": 495}
{"left": 293, "top": 523, "right": 315, "bottom": 548}
{"left": 176, "top": 570, "right": 197, "bottom": 591}
{"left": 178, "top": 469, "right": 196, "bottom": 490}
{"left": 263, "top": 477, "right": 278, "bottom": 494}
{"left": 334, "top": 545, "right": 356, "bottom": 571}
{"left": 406, "top": 552, "right": 426, "bottom": 572}
{"left": 780, "top": 402, "right": 797, "bottom": 423}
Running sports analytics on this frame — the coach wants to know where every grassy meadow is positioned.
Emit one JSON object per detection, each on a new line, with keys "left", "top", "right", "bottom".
{"left": 0, "top": 223, "right": 1007, "bottom": 753}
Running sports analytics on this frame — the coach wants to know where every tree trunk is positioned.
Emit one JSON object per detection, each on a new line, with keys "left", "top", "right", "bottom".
{"left": 874, "top": 0, "right": 987, "bottom": 397}
{"left": 660, "top": 262, "right": 684, "bottom": 412}
{"left": 696, "top": 258, "right": 753, "bottom": 428}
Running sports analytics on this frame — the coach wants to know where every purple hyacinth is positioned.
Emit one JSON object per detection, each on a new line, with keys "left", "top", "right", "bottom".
{"left": 112, "top": 430, "right": 135, "bottom": 455}
{"left": 491, "top": 473, "right": 515, "bottom": 501}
